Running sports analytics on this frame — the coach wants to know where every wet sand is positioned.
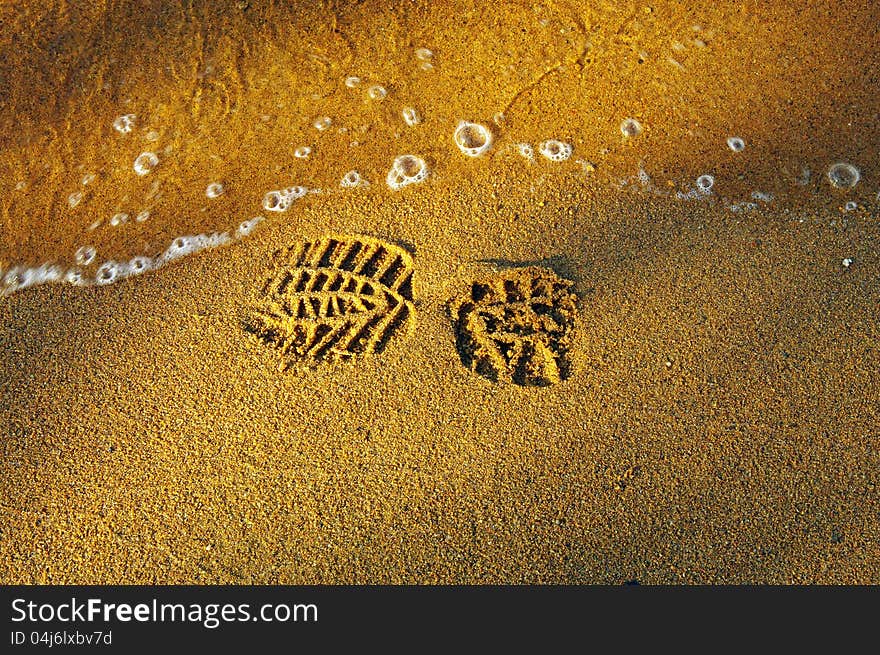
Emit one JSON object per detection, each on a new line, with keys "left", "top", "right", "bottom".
{"left": 1, "top": 1, "right": 879, "bottom": 583}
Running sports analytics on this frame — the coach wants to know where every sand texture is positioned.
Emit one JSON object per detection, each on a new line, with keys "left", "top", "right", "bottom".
{"left": 1, "top": 1, "right": 878, "bottom": 583}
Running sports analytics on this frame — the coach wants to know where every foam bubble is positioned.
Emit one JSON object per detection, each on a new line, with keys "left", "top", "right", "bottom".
{"left": 367, "top": 84, "right": 387, "bottom": 100}
{"left": 419, "top": 61, "right": 434, "bottom": 72}
{"left": 728, "top": 201, "right": 758, "bottom": 213}
{"left": 162, "top": 237, "right": 195, "bottom": 262}
{"left": 844, "top": 201, "right": 858, "bottom": 212}
{"left": 153, "top": 232, "right": 232, "bottom": 266}
{"left": 67, "top": 191, "right": 84, "bottom": 209}
{"left": 415, "top": 48, "right": 433, "bottom": 60}
{"left": 95, "top": 261, "right": 121, "bottom": 285}
{"left": 2, "top": 264, "right": 64, "bottom": 294}
{"left": 402, "top": 107, "right": 421, "bottom": 126}
{"left": 113, "top": 114, "right": 136, "bottom": 134}
{"left": 133, "top": 151, "right": 159, "bottom": 176}
{"left": 696, "top": 174, "right": 715, "bottom": 193}
{"left": 75, "top": 245, "right": 97, "bottom": 266}
{"left": 340, "top": 170, "right": 366, "bottom": 188}
{"left": 126, "top": 256, "right": 154, "bottom": 276}
{"left": 135, "top": 210, "right": 150, "bottom": 222}
{"left": 109, "top": 212, "right": 129, "bottom": 226}
{"left": 262, "top": 191, "right": 290, "bottom": 212}
{"left": 282, "top": 186, "right": 308, "bottom": 200}
{"left": 517, "top": 143, "right": 535, "bottom": 162}
{"left": 3, "top": 267, "right": 24, "bottom": 289}
{"left": 345, "top": 76, "right": 361, "bottom": 88}
{"left": 313, "top": 116, "right": 332, "bottom": 131}
{"left": 539, "top": 140, "right": 573, "bottom": 162}
{"left": 237, "top": 216, "right": 264, "bottom": 238}
{"left": 620, "top": 118, "right": 643, "bottom": 137}
{"left": 827, "top": 162, "right": 860, "bottom": 189}
{"left": 65, "top": 268, "right": 88, "bottom": 286}
{"left": 386, "top": 154, "right": 429, "bottom": 190}
{"left": 294, "top": 146, "right": 312, "bottom": 159}
{"left": 454, "top": 121, "right": 493, "bottom": 157}
{"left": 262, "top": 186, "right": 307, "bottom": 213}
{"left": 206, "top": 182, "right": 225, "bottom": 198}
{"left": 81, "top": 172, "right": 96, "bottom": 185}
{"left": 727, "top": 136, "right": 746, "bottom": 152}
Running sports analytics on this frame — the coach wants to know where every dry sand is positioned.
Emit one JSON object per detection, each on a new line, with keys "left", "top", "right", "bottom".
{"left": 1, "top": 1, "right": 878, "bottom": 583}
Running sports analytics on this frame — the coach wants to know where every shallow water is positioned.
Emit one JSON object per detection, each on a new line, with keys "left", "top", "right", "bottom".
{"left": 1, "top": 0, "right": 878, "bottom": 293}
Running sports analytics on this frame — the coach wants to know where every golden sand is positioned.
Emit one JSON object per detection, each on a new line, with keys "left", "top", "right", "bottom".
{"left": 1, "top": 1, "right": 878, "bottom": 583}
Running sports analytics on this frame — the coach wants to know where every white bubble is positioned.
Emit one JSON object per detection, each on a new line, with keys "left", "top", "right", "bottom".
{"left": 133, "top": 151, "right": 159, "bottom": 176}
{"left": 696, "top": 174, "right": 715, "bottom": 193}
{"left": 294, "top": 146, "right": 312, "bottom": 159}
{"left": 163, "top": 237, "right": 195, "bottom": 262}
{"left": 844, "top": 201, "right": 858, "bottom": 212}
{"left": 262, "top": 190, "right": 290, "bottom": 212}
{"left": 237, "top": 216, "right": 264, "bottom": 238}
{"left": 206, "top": 182, "right": 225, "bottom": 198}
{"left": 67, "top": 191, "right": 84, "bottom": 209}
{"left": 419, "top": 61, "right": 434, "bottom": 72}
{"left": 135, "top": 210, "right": 150, "bottom": 223}
{"left": 313, "top": 116, "right": 332, "bottom": 131}
{"left": 65, "top": 268, "right": 88, "bottom": 286}
{"left": 842, "top": 258, "right": 853, "bottom": 268}
{"left": 109, "top": 212, "right": 129, "bottom": 227}
{"left": 126, "top": 256, "right": 154, "bottom": 276}
{"left": 202, "top": 232, "right": 232, "bottom": 249}
{"left": 340, "top": 170, "right": 366, "bottom": 188}
{"left": 81, "top": 172, "right": 96, "bottom": 185}
{"left": 620, "top": 118, "right": 643, "bottom": 137}
{"left": 44, "top": 265, "right": 64, "bottom": 283}
{"left": 75, "top": 245, "right": 97, "bottom": 266}
{"left": 2, "top": 264, "right": 64, "bottom": 294}
{"left": 539, "top": 140, "right": 573, "bottom": 162}
{"left": 517, "top": 143, "right": 535, "bottom": 162}
{"left": 454, "top": 121, "right": 493, "bottom": 157}
{"left": 3, "top": 267, "right": 24, "bottom": 288}
{"left": 367, "top": 84, "right": 387, "bottom": 100}
{"left": 827, "top": 162, "right": 860, "bottom": 189}
{"left": 386, "top": 155, "right": 428, "bottom": 191}
{"left": 113, "top": 114, "right": 136, "bottom": 134}
{"left": 95, "top": 261, "right": 121, "bottom": 285}
{"left": 261, "top": 186, "right": 306, "bottom": 213}
{"left": 282, "top": 186, "right": 308, "bottom": 200}
{"left": 415, "top": 48, "right": 433, "bottom": 61}
{"left": 345, "top": 76, "right": 361, "bottom": 88}
{"left": 727, "top": 136, "right": 745, "bottom": 152}
{"left": 402, "top": 107, "right": 421, "bottom": 126}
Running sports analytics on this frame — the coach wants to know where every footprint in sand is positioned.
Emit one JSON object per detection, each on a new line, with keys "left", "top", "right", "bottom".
{"left": 448, "top": 266, "right": 578, "bottom": 386}
{"left": 243, "top": 235, "right": 414, "bottom": 370}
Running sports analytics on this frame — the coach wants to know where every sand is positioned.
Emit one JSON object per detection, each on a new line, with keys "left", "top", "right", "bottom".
{"left": 1, "top": 1, "right": 878, "bottom": 583}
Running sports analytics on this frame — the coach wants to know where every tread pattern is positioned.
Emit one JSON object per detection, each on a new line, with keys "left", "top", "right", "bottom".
{"left": 243, "top": 235, "right": 415, "bottom": 369}
{"left": 449, "top": 266, "right": 578, "bottom": 386}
